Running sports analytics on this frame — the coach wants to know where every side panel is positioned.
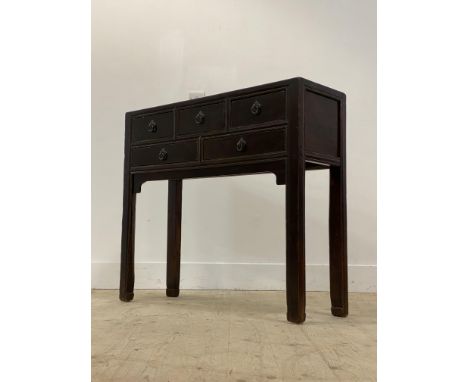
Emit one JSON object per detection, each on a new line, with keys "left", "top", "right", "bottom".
{"left": 304, "top": 89, "right": 340, "bottom": 162}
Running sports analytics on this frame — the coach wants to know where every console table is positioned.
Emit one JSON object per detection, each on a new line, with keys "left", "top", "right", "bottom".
{"left": 119, "top": 77, "right": 347, "bottom": 324}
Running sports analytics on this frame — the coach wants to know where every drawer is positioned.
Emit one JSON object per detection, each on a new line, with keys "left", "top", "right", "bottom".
{"left": 131, "top": 111, "right": 174, "bottom": 143}
{"left": 203, "top": 128, "right": 286, "bottom": 161}
{"left": 177, "top": 101, "right": 225, "bottom": 136}
{"left": 230, "top": 89, "right": 286, "bottom": 129}
{"left": 130, "top": 140, "right": 198, "bottom": 167}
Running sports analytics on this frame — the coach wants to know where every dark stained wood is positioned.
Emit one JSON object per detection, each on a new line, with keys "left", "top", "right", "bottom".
{"left": 304, "top": 90, "right": 339, "bottom": 158}
{"left": 230, "top": 89, "right": 287, "bottom": 130}
{"left": 132, "top": 160, "right": 328, "bottom": 192}
{"left": 126, "top": 77, "right": 343, "bottom": 118}
{"left": 119, "top": 77, "right": 348, "bottom": 324}
{"left": 120, "top": 113, "right": 137, "bottom": 302}
{"left": 131, "top": 110, "right": 174, "bottom": 144}
{"left": 329, "top": 97, "right": 348, "bottom": 317}
{"left": 130, "top": 139, "right": 199, "bottom": 168}
{"left": 203, "top": 127, "right": 286, "bottom": 161}
{"left": 177, "top": 101, "right": 225, "bottom": 137}
{"left": 132, "top": 159, "right": 292, "bottom": 191}
{"left": 285, "top": 78, "right": 306, "bottom": 323}
{"left": 166, "top": 180, "right": 183, "bottom": 297}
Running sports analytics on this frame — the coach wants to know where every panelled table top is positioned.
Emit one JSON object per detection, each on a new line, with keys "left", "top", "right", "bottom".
{"left": 120, "top": 77, "right": 348, "bottom": 324}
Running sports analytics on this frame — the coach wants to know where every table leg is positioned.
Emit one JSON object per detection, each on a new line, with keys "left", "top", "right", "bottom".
{"left": 329, "top": 166, "right": 348, "bottom": 316}
{"left": 119, "top": 176, "right": 136, "bottom": 302}
{"left": 286, "top": 162, "right": 306, "bottom": 324}
{"left": 166, "top": 179, "right": 183, "bottom": 297}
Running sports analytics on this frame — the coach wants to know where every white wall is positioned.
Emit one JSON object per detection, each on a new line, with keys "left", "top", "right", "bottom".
{"left": 92, "top": 0, "right": 376, "bottom": 292}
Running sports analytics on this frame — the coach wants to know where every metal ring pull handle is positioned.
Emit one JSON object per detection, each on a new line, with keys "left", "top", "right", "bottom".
{"left": 147, "top": 119, "right": 158, "bottom": 133}
{"left": 158, "top": 148, "right": 168, "bottom": 161}
{"left": 194, "top": 110, "right": 205, "bottom": 125}
{"left": 236, "top": 137, "right": 247, "bottom": 152}
{"left": 250, "top": 100, "right": 262, "bottom": 116}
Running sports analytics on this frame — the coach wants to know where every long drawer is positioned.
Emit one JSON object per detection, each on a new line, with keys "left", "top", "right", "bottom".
{"left": 202, "top": 128, "right": 286, "bottom": 161}
{"left": 130, "top": 140, "right": 198, "bottom": 167}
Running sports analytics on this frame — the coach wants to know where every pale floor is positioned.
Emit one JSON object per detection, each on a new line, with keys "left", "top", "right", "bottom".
{"left": 92, "top": 290, "right": 376, "bottom": 382}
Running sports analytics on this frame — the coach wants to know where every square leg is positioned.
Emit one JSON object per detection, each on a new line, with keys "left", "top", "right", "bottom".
{"left": 166, "top": 179, "right": 183, "bottom": 297}
{"left": 329, "top": 166, "right": 348, "bottom": 316}
{"left": 119, "top": 176, "right": 136, "bottom": 302}
{"left": 285, "top": 161, "right": 306, "bottom": 324}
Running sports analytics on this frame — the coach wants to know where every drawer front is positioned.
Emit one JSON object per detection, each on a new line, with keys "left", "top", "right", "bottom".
{"left": 230, "top": 89, "right": 286, "bottom": 129}
{"left": 131, "top": 111, "right": 174, "bottom": 143}
{"left": 130, "top": 140, "right": 198, "bottom": 167}
{"left": 177, "top": 101, "right": 225, "bottom": 136}
{"left": 203, "top": 128, "right": 286, "bottom": 161}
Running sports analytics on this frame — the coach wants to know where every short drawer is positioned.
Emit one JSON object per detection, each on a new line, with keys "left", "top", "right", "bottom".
{"left": 203, "top": 128, "right": 286, "bottom": 161}
{"left": 130, "top": 140, "right": 198, "bottom": 167}
{"left": 131, "top": 111, "right": 174, "bottom": 143}
{"left": 177, "top": 101, "right": 225, "bottom": 137}
{"left": 230, "top": 89, "right": 286, "bottom": 129}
